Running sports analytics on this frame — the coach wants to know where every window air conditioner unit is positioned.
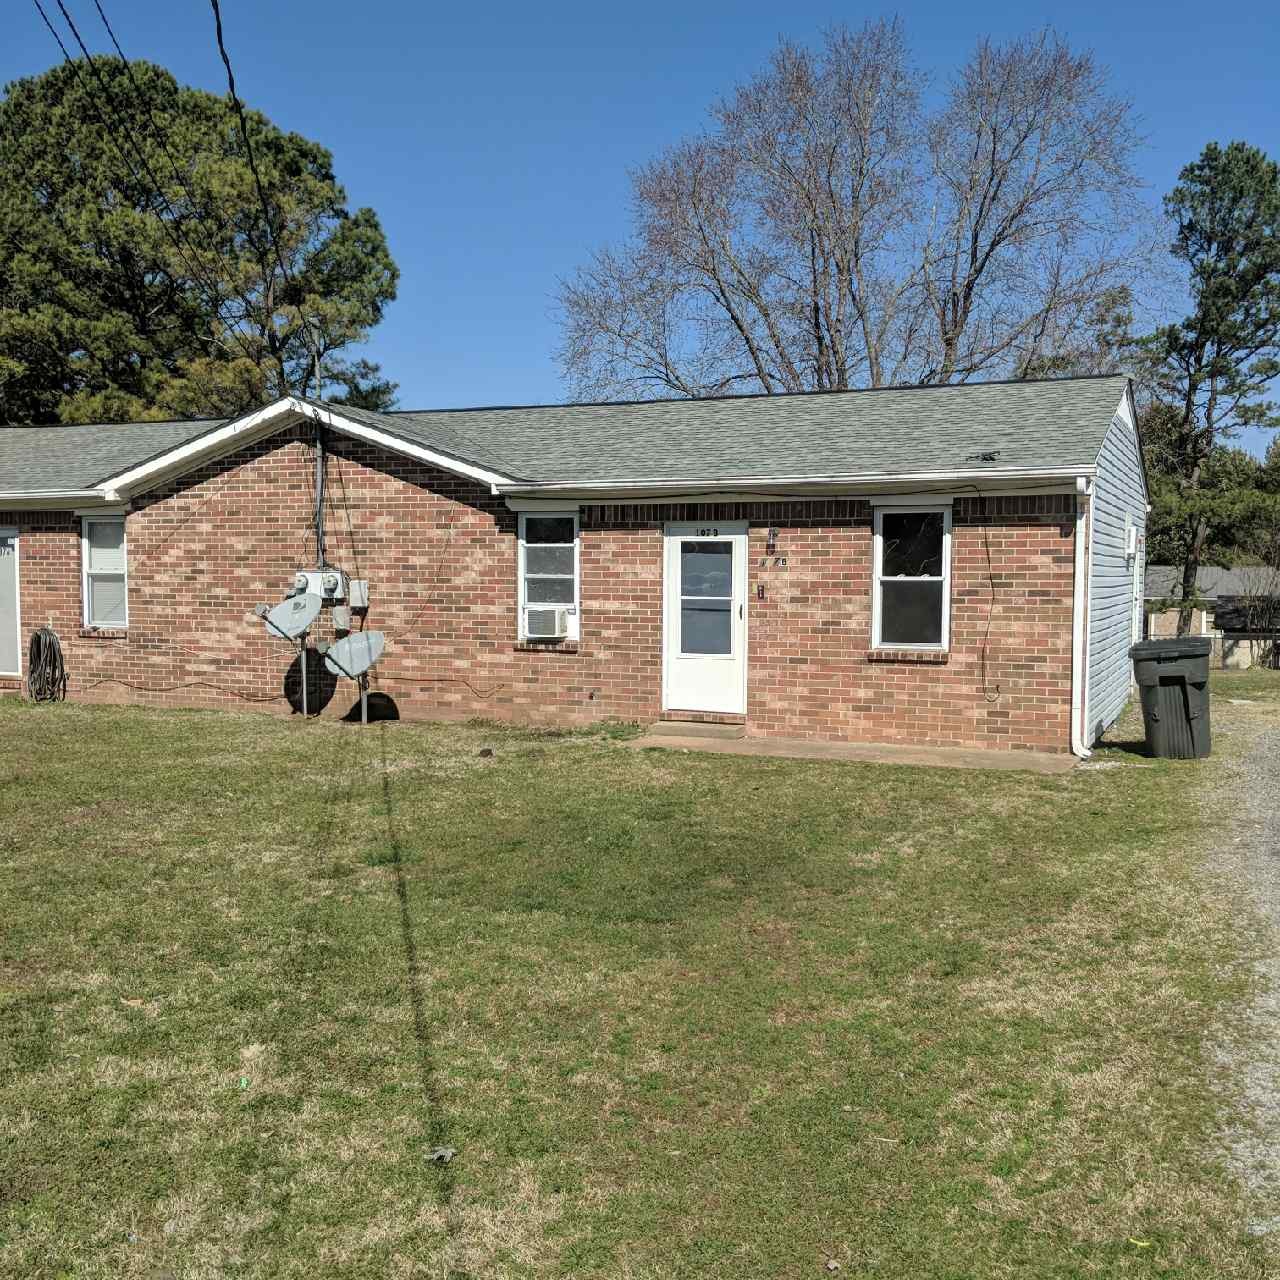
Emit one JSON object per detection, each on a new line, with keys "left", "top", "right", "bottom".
{"left": 526, "top": 607, "right": 571, "bottom": 639}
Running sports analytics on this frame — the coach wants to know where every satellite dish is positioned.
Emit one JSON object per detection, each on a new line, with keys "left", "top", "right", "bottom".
{"left": 264, "top": 592, "right": 322, "bottom": 640}
{"left": 324, "top": 630, "right": 385, "bottom": 678}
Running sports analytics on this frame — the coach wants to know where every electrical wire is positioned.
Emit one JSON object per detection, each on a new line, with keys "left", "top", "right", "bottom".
{"left": 88, "top": 0, "right": 246, "bottom": 255}
{"left": 52, "top": 0, "right": 244, "bottom": 313}
{"left": 75, "top": 676, "right": 286, "bottom": 701}
{"left": 963, "top": 486, "right": 1004, "bottom": 704}
{"left": 208, "top": 0, "right": 327, "bottom": 395}
{"left": 26, "top": 627, "right": 68, "bottom": 701}
{"left": 30, "top": 0, "right": 260, "bottom": 370}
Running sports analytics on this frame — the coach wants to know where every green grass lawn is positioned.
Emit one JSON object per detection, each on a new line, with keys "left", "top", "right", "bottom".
{"left": 1, "top": 681, "right": 1276, "bottom": 1278}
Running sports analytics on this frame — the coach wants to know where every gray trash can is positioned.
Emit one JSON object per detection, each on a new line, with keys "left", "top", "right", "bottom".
{"left": 1128, "top": 637, "right": 1212, "bottom": 759}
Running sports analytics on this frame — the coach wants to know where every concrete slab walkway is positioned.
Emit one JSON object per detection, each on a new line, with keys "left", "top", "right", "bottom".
{"left": 626, "top": 726, "right": 1077, "bottom": 774}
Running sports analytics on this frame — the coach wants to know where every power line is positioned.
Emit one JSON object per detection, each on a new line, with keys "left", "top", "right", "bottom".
{"left": 208, "top": 0, "right": 325, "bottom": 397}
{"left": 52, "top": 0, "right": 247, "bottom": 329}
{"left": 30, "top": 0, "right": 261, "bottom": 370}
{"left": 85, "top": 0, "right": 277, "bottom": 373}
{"left": 88, "top": 0, "right": 236, "bottom": 245}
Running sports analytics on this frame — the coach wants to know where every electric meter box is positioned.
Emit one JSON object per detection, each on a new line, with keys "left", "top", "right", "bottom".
{"left": 348, "top": 579, "right": 370, "bottom": 610}
{"left": 293, "top": 568, "right": 346, "bottom": 600}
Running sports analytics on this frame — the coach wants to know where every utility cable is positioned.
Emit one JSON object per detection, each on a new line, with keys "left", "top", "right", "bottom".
{"left": 31, "top": 0, "right": 259, "bottom": 370}
{"left": 209, "top": 0, "right": 327, "bottom": 396}
{"left": 89, "top": 0, "right": 244, "bottom": 253}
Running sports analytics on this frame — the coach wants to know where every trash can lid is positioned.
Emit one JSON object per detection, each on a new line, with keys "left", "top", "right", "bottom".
{"left": 1129, "top": 637, "right": 1213, "bottom": 660}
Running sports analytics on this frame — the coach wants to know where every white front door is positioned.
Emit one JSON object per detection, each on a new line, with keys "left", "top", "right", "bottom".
{"left": 0, "top": 530, "right": 19, "bottom": 678}
{"left": 662, "top": 521, "right": 748, "bottom": 714}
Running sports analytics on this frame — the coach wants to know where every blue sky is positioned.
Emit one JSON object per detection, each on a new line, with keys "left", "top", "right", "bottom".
{"left": 3, "top": 0, "right": 1276, "bottom": 448}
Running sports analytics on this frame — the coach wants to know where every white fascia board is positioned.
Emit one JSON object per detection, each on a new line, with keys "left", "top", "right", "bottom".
{"left": 100, "top": 398, "right": 303, "bottom": 497}
{"left": 296, "top": 401, "right": 516, "bottom": 490}
{"left": 96, "top": 396, "right": 519, "bottom": 500}
{"left": 497, "top": 465, "right": 1093, "bottom": 500}
{"left": 505, "top": 496, "right": 585, "bottom": 512}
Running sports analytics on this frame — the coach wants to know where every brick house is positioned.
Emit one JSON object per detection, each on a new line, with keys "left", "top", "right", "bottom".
{"left": 0, "top": 374, "right": 1147, "bottom": 756}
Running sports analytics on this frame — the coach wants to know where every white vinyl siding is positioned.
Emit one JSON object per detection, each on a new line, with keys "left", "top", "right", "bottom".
{"left": 1086, "top": 405, "right": 1147, "bottom": 741}
{"left": 82, "top": 516, "right": 128, "bottom": 629}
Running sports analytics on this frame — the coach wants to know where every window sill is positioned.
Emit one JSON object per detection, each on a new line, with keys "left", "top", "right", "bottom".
{"left": 513, "top": 640, "right": 581, "bottom": 654}
{"left": 866, "top": 647, "right": 949, "bottom": 664}
{"left": 79, "top": 627, "right": 128, "bottom": 640}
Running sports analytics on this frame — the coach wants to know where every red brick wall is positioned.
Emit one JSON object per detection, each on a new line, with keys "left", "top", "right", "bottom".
{"left": 0, "top": 428, "right": 1077, "bottom": 751}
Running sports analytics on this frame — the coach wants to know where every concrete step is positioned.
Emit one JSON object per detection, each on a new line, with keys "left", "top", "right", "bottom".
{"left": 652, "top": 720, "right": 746, "bottom": 740}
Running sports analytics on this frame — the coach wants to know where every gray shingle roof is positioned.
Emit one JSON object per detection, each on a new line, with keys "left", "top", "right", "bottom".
{"left": 373, "top": 374, "right": 1131, "bottom": 486}
{"left": 0, "top": 374, "right": 1130, "bottom": 497}
{"left": 0, "top": 418, "right": 223, "bottom": 492}
{"left": 1145, "top": 565, "right": 1280, "bottom": 600}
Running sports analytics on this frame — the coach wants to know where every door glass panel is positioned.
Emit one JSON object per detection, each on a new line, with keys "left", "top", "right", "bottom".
{"left": 680, "top": 542, "right": 731, "bottom": 596}
{"left": 0, "top": 535, "right": 17, "bottom": 673}
{"left": 681, "top": 600, "right": 731, "bottom": 654}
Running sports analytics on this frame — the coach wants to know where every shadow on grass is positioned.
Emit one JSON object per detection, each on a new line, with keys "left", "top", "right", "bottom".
{"left": 377, "top": 724, "right": 470, "bottom": 1278}
{"left": 342, "top": 690, "right": 400, "bottom": 723}
{"left": 1096, "top": 737, "right": 1152, "bottom": 758}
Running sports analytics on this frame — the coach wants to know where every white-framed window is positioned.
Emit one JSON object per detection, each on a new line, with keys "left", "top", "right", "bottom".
{"left": 81, "top": 515, "right": 129, "bottom": 629}
{"left": 872, "top": 505, "right": 951, "bottom": 649}
{"left": 518, "top": 512, "right": 579, "bottom": 640}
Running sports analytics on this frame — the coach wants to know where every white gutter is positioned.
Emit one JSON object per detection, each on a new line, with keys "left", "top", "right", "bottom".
{"left": 497, "top": 464, "right": 1094, "bottom": 498}
{"left": 1070, "top": 476, "right": 1093, "bottom": 759}
{"left": 0, "top": 489, "right": 106, "bottom": 510}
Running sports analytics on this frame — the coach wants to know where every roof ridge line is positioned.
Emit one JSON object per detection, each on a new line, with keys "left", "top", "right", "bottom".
{"left": 384, "top": 372, "right": 1129, "bottom": 418}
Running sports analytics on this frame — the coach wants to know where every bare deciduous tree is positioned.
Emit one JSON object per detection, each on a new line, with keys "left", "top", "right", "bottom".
{"left": 558, "top": 23, "right": 1144, "bottom": 400}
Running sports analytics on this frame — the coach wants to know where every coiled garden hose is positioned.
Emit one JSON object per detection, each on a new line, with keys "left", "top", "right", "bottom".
{"left": 26, "top": 626, "right": 67, "bottom": 702}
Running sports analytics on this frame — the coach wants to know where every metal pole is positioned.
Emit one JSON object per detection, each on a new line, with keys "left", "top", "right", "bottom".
{"left": 300, "top": 638, "right": 308, "bottom": 718}
{"left": 315, "top": 422, "right": 326, "bottom": 569}
{"left": 360, "top": 673, "right": 368, "bottom": 725}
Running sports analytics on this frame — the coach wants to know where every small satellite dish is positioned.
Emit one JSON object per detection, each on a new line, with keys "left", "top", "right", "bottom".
{"left": 324, "top": 630, "right": 385, "bottom": 678}
{"left": 264, "top": 592, "right": 322, "bottom": 640}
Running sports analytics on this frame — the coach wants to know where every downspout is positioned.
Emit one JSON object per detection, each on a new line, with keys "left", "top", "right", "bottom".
{"left": 1070, "top": 476, "right": 1092, "bottom": 759}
